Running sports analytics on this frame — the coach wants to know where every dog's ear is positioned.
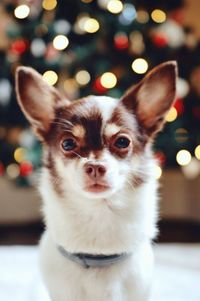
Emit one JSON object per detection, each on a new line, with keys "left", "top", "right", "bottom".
{"left": 121, "top": 61, "right": 177, "bottom": 137}
{"left": 15, "top": 66, "right": 67, "bottom": 140}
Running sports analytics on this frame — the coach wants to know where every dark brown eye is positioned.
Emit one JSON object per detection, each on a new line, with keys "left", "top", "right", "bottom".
{"left": 114, "top": 136, "right": 130, "bottom": 149}
{"left": 62, "top": 138, "right": 77, "bottom": 151}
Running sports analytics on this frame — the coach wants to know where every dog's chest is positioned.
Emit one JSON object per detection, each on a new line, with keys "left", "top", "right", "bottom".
{"left": 40, "top": 232, "right": 154, "bottom": 301}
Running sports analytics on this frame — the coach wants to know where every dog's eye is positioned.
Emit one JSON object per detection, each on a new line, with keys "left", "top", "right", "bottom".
{"left": 114, "top": 136, "right": 130, "bottom": 149}
{"left": 62, "top": 138, "right": 77, "bottom": 151}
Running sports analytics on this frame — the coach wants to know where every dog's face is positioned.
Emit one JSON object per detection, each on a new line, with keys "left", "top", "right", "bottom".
{"left": 15, "top": 62, "right": 177, "bottom": 200}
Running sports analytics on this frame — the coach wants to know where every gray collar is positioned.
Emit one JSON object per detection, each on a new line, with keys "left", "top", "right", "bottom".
{"left": 57, "top": 245, "right": 131, "bottom": 269}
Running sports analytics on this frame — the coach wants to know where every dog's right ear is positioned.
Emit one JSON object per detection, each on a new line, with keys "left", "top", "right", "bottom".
{"left": 15, "top": 66, "right": 68, "bottom": 140}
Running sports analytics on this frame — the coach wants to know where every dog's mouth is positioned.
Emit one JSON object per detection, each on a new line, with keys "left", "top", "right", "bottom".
{"left": 85, "top": 183, "right": 110, "bottom": 193}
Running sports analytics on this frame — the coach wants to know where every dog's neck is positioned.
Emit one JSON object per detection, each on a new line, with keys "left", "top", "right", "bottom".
{"left": 57, "top": 245, "right": 132, "bottom": 269}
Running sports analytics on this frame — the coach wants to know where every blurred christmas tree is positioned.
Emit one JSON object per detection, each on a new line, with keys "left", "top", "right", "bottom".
{"left": 0, "top": 0, "right": 200, "bottom": 186}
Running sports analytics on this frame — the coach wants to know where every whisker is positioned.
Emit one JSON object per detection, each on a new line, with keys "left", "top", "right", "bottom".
{"left": 62, "top": 129, "right": 73, "bottom": 133}
{"left": 126, "top": 179, "right": 135, "bottom": 191}
{"left": 50, "top": 121, "right": 72, "bottom": 130}
{"left": 71, "top": 151, "right": 87, "bottom": 161}
{"left": 50, "top": 121, "right": 68, "bottom": 126}
{"left": 56, "top": 118, "right": 74, "bottom": 127}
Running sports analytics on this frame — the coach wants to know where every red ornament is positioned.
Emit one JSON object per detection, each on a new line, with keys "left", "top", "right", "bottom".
{"left": 169, "top": 9, "right": 185, "bottom": 25}
{"left": 152, "top": 34, "right": 168, "bottom": 48}
{"left": 174, "top": 98, "right": 184, "bottom": 115}
{"left": 155, "top": 152, "right": 166, "bottom": 166}
{"left": 10, "top": 39, "right": 28, "bottom": 55}
{"left": 93, "top": 77, "right": 108, "bottom": 94}
{"left": 20, "top": 161, "right": 33, "bottom": 177}
{"left": 0, "top": 162, "right": 4, "bottom": 176}
{"left": 114, "top": 34, "right": 129, "bottom": 50}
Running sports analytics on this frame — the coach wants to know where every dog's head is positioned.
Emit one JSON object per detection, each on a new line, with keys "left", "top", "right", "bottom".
{"left": 15, "top": 62, "right": 177, "bottom": 200}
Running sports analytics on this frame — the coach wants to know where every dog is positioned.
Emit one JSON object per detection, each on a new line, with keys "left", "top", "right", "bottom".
{"left": 15, "top": 61, "right": 177, "bottom": 301}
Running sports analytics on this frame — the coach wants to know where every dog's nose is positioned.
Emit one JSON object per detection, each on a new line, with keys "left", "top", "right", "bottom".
{"left": 84, "top": 163, "right": 107, "bottom": 180}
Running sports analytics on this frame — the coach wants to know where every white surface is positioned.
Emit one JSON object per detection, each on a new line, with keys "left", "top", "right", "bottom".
{"left": 0, "top": 244, "right": 199, "bottom": 301}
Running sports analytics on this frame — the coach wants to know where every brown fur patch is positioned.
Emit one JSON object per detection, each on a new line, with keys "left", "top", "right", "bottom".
{"left": 108, "top": 105, "right": 148, "bottom": 157}
{"left": 44, "top": 99, "right": 104, "bottom": 160}
{"left": 42, "top": 149, "right": 64, "bottom": 197}
{"left": 132, "top": 175, "right": 146, "bottom": 188}
{"left": 43, "top": 98, "right": 149, "bottom": 163}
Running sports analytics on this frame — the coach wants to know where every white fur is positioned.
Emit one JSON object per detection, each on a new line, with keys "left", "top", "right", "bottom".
{"left": 105, "top": 123, "right": 121, "bottom": 137}
{"left": 38, "top": 96, "right": 159, "bottom": 301}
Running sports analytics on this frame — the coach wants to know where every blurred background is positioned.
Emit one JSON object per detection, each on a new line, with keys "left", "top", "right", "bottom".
{"left": 0, "top": 0, "right": 200, "bottom": 245}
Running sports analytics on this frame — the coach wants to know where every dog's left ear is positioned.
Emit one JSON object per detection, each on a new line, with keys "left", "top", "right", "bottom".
{"left": 121, "top": 61, "right": 177, "bottom": 136}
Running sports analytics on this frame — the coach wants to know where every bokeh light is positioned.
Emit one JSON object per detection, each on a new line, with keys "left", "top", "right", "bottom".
{"left": 43, "top": 70, "right": 58, "bottom": 86}
{"left": 84, "top": 18, "right": 100, "bottom": 33}
{"left": 42, "top": 0, "right": 57, "bottom": 11}
{"left": 14, "top": 5, "right": 30, "bottom": 19}
{"left": 194, "top": 145, "right": 200, "bottom": 160}
{"left": 14, "top": 147, "right": 26, "bottom": 163}
{"left": 6, "top": 164, "right": 20, "bottom": 179}
{"left": 175, "top": 128, "right": 188, "bottom": 143}
{"left": 53, "top": 35, "right": 69, "bottom": 50}
{"left": 131, "top": 58, "right": 148, "bottom": 74}
{"left": 151, "top": 9, "right": 166, "bottom": 23}
{"left": 75, "top": 70, "right": 91, "bottom": 86}
{"left": 107, "top": 0, "right": 123, "bottom": 14}
{"left": 136, "top": 10, "right": 149, "bottom": 24}
{"left": 119, "top": 4, "right": 137, "bottom": 25}
{"left": 31, "top": 39, "right": 46, "bottom": 57}
{"left": 176, "top": 150, "right": 192, "bottom": 166}
{"left": 165, "top": 107, "right": 178, "bottom": 122}
{"left": 154, "top": 165, "right": 162, "bottom": 179}
{"left": 181, "top": 157, "right": 200, "bottom": 180}
{"left": 100, "top": 72, "right": 117, "bottom": 88}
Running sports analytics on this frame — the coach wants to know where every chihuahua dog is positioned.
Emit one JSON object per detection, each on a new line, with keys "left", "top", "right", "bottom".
{"left": 15, "top": 61, "right": 177, "bottom": 301}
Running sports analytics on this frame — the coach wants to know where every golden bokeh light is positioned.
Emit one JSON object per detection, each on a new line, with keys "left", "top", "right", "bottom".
{"left": 100, "top": 72, "right": 117, "bottom": 89}
{"left": 42, "top": 0, "right": 57, "bottom": 11}
{"left": 107, "top": 0, "right": 123, "bottom": 14}
{"left": 84, "top": 18, "right": 100, "bottom": 33}
{"left": 151, "top": 9, "right": 166, "bottom": 23}
{"left": 14, "top": 147, "right": 26, "bottom": 163}
{"left": 194, "top": 145, "right": 200, "bottom": 160}
{"left": 43, "top": 70, "right": 58, "bottom": 86}
{"left": 165, "top": 107, "right": 178, "bottom": 122}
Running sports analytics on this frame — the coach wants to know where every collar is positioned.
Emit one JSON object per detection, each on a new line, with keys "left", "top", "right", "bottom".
{"left": 57, "top": 245, "right": 131, "bottom": 269}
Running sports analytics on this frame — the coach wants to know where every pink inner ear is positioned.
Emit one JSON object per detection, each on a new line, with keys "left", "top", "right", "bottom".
{"left": 121, "top": 61, "right": 177, "bottom": 135}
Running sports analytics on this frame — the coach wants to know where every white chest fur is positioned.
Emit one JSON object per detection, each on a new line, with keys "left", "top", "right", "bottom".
{"left": 39, "top": 169, "right": 158, "bottom": 301}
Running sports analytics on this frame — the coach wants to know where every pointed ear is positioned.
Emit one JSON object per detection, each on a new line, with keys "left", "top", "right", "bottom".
{"left": 121, "top": 61, "right": 178, "bottom": 136}
{"left": 15, "top": 66, "right": 66, "bottom": 140}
